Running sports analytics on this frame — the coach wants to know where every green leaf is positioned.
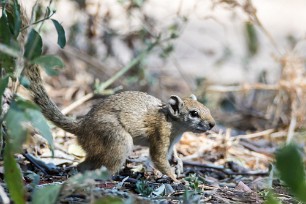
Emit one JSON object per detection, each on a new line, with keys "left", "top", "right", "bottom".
{"left": 16, "top": 98, "right": 40, "bottom": 110}
{"left": 25, "top": 108, "right": 54, "bottom": 152}
{"left": 4, "top": 143, "right": 26, "bottom": 204}
{"left": 264, "top": 192, "right": 281, "bottom": 204}
{"left": 135, "top": 180, "right": 153, "bottom": 196}
{"left": 0, "top": 76, "right": 9, "bottom": 116}
{"left": 31, "top": 183, "right": 62, "bottom": 204}
{"left": 5, "top": 101, "right": 29, "bottom": 153}
{"left": 0, "top": 13, "right": 11, "bottom": 43}
{"left": 0, "top": 15, "right": 15, "bottom": 73}
{"left": 51, "top": 19, "right": 66, "bottom": 48}
{"left": 68, "top": 167, "right": 109, "bottom": 185}
{"left": 45, "top": 7, "right": 51, "bottom": 18}
{"left": 275, "top": 143, "right": 306, "bottom": 202}
{"left": 5, "top": 98, "right": 54, "bottom": 154}
{"left": 14, "top": 99, "right": 54, "bottom": 152}
{"left": 6, "top": 0, "right": 21, "bottom": 38}
{"left": 32, "top": 55, "right": 64, "bottom": 76}
{"left": 24, "top": 29, "right": 43, "bottom": 60}
{"left": 19, "top": 75, "right": 30, "bottom": 88}
{"left": 245, "top": 21, "right": 258, "bottom": 57}
{"left": 94, "top": 196, "right": 124, "bottom": 204}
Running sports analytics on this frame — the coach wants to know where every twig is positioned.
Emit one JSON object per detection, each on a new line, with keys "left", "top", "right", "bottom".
{"left": 38, "top": 0, "right": 53, "bottom": 32}
{"left": 286, "top": 115, "right": 296, "bottom": 144}
{"left": 183, "top": 161, "right": 224, "bottom": 170}
{"left": 95, "top": 40, "right": 158, "bottom": 93}
{"left": 112, "top": 175, "right": 139, "bottom": 184}
{"left": 183, "top": 161, "right": 269, "bottom": 176}
{"left": 0, "top": 43, "right": 20, "bottom": 58}
{"left": 233, "top": 129, "right": 274, "bottom": 140}
{"left": 21, "top": 11, "right": 56, "bottom": 31}
{"left": 206, "top": 83, "right": 278, "bottom": 93}
{"left": 61, "top": 93, "right": 93, "bottom": 115}
{"left": 239, "top": 140, "right": 273, "bottom": 156}
{"left": 61, "top": 40, "right": 159, "bottom": 115}
{"left": 62, "top": 46, "right": 109, "bottom": 76}
{"left": 23, "top": 153, "right": 49, "bottom": 175}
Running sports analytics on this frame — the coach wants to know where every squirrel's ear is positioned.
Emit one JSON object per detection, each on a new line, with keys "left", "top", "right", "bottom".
{"left": 168, "top": 95, "right": 184, "bottom": 117}
{"left": 189, "top": 94, "right": 197, "bottom": 101}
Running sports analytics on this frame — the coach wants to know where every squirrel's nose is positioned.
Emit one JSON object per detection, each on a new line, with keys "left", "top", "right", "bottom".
{"left": 209, "top": 121, "right": 215, "bottom": 129}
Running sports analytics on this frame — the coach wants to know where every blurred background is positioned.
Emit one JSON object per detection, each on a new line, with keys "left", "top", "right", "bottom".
{"left": 22, "top": 0, "right": 306, "bottom": 136}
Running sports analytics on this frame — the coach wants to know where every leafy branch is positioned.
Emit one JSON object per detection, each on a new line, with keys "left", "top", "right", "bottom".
{"left": 21, "top": 9, "right": 56, "bottom": 31}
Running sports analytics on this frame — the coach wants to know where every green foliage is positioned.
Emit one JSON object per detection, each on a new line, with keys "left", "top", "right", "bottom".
{"left": 30, "top": 167, "right": 110, "bottom": 203}
{"left": 0, "top": 1, "right": 67, "bottom": 203}
{"left": 182, "top": 190, "right": 201, "bottom": 204}
{"left": 184, "top": 174, "right": 203, "bottom": 193}
{"left": 25, "top": 103, "right": 54, "bottom": 151}
{"left": 24, "top": 29, "right": 43, "bottom": 60}
{"left": 4, "top": 143, "right": 26, "bottom": 204}
{"left": 4, "top": 100, "right": 29, "bottom": 153}
{"left": 31, "top": 183, "right": 62, "bottom": 204}
{"left": 263, "top": 192, "right": 281, "bottom": 204}
{"left": 135, "top": 180, "right": 153, "bottom": 196}
{"left": 0, "top": 8, "right": 17, "bottom": 73}
{"left": 5, "top": 98, "right": 54, "bottom": 153}
{"left": 245, "top": 21, "right": 258, "bottom": 57}
{"left": 93, "top": 196, "right": 124, "bottom": 204}
{"left": 67, "top": 167, "right": 110, "bottom": 185}
{"left": 51, "top": 19, "right": 66, "bottom": 48}
{"left": 6, "top": 0, "right": 21, "bottom": 38}
{"left": 275, "top": 143, "right": 306, "bottom": 202}
{"left": 32, "top": 55, "right": 64, "bottom": 75}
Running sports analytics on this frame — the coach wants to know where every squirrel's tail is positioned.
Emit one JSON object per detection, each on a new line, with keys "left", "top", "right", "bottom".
{"left": 8, "top": 2, "right": 80, "bottom": 134}
{"left": 23, "top": 65, "right": 80, "bottom": 134}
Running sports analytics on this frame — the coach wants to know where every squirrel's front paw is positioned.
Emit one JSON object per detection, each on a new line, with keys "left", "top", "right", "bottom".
{"left": 174, "top": 157, "right": 184, "bottom": 177}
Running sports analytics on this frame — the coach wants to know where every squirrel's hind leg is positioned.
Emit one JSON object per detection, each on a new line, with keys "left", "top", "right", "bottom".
{"left": 77, "top": 128, "right": 134, "bottom": 174}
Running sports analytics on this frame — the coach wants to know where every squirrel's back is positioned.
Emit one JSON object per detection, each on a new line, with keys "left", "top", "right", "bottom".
{"left": 79, "top": 91, "right": 163, "bottom": 141}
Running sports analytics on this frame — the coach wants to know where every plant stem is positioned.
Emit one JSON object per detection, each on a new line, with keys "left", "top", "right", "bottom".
{"left": 21, "top": 12, "right": 55, "bottom": 31}
{"left": 0, "top": 43, "right": 20, "bottom": 58}
{"left": 95, "top": 40, "right": 158, "bottom": 93}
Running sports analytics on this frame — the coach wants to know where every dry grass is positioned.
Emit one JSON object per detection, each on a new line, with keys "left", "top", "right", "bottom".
{"left": 207, "top": 0, "right": 306, "bottom": 143}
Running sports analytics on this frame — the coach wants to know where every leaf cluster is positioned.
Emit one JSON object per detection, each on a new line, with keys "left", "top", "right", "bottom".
{"left": 0, "top": 0, "right": 67, "bottom": 203}
{"left": 265, "top": 143, "right": 306, "bottom": 204}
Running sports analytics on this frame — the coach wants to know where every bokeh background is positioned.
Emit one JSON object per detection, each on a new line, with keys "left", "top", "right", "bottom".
{"left": 20, "top": 0, "right": 306, "bottom": 153}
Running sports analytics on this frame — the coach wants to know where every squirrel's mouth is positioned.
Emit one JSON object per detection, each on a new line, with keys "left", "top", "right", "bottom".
{"left": 195, "top": 122, "right": 214, "bottom": 132}
{"left": 195, "top": 127, "right": 209, "bottom": 132}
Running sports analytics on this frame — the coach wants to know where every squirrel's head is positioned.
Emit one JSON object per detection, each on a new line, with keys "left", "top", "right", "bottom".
{"left": 167, "top": 94, "right": 215, "bottom": 133}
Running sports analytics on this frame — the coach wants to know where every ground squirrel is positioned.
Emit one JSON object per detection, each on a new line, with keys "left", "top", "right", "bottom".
{"left": 24, "top": 64, "right": 215, "bottom": 181}
{"left": 14, "top": 2, "right": 215, "bottom": 181}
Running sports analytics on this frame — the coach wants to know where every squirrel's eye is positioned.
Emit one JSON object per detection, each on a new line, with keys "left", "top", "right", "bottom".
{"left": 189, "top": 110, "right": 199, "bottom": 118}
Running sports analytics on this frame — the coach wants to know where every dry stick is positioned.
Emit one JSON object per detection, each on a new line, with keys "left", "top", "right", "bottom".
{"left": 206, "top": 83, "right": 279, "bottom": 93}
{"left": 233, "top": 129, "right": 274, "bottom": 140}
{"left": 286, "top": 114, "right": 297, "bottom": 144}
{"left": 61, "top": 41, "right": 158, "bottom": 115}
{"left": 183, "top": 161, "right": 269, "bottom": 176}
{"left": 62, "top": 46, "right": 109, "bottom": 76}
{"left": 62, "top": 93, "right": 93, "bottom": 115}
